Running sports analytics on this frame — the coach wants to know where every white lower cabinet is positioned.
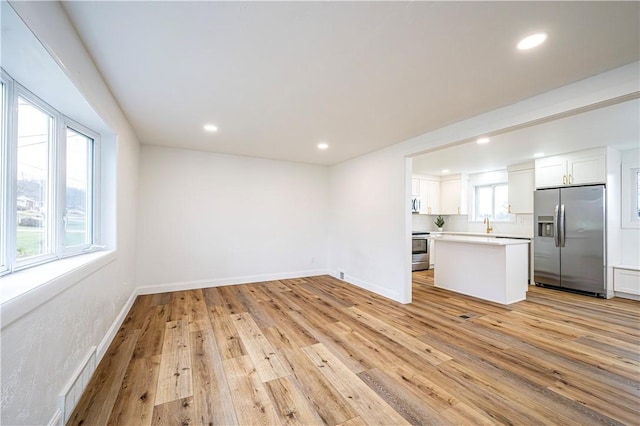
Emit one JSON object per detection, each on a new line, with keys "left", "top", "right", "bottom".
{"left": 614, "top": 267, "right": 640, "bottom": 296}
{"left": 429, "top": 239, "right": 435, "bottom": 267}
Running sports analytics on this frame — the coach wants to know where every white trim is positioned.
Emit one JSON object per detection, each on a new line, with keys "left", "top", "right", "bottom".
{"left": 136, "top": 269, "right": 331, "bottom": 295}
{"left": 329, "top": 270, "right": 407, "bottom": 304}
{"left": 614, "top": 291, "right": 640, "bottom": 301}
{"left": 13, "top": 83, "right": 60, "bottom": 271}
{"left": 613, "top": 264, "right": 640, "bottom": 272}
{"left": 47, "top": 409, "right": 63, "bottom": 426}
{"left": 97, "top": 288, "right": 138, "bottom": 362}
{"left": 60, "top": 120, "right": 99, "bottom": 256}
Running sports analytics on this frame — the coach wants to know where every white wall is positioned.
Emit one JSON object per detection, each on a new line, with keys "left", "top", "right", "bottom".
{"left": 135, "top": 146, "right": 329, "bottom": 290}
{"left": 1, "top": 2, "right": 140, "bottom": 425}
{"left": 620, "top": 148, "right": 640, "bottom": 267}
{"left": 329, "top": 147, "right": 411, "bottom": 302}
{"left": 621, "top": 229, "right": 640, "bottom": 266}
{"left": 329, "top": 62, "right": 639, "bottom": 304}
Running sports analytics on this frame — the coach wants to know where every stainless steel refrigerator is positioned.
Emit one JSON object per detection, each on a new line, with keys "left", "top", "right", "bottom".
{"left": 534, "top": 184, "right": 606, "bottom": 296}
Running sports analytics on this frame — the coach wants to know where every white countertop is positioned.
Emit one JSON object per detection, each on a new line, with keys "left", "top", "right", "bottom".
{"left": 414, "top": 231, "right": 532, "bottom": 239}
{"left": 429, "top": 234, "right": 530, "bottom": 245}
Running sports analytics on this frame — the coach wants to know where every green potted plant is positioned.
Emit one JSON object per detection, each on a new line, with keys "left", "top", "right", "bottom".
{"left": 434, "top": 215, "right": 445, "bottom": 232}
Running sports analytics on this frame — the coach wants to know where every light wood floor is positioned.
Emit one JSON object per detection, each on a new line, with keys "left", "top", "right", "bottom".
{"left": 68, "top": 271, "right": 640, "bottom": 425}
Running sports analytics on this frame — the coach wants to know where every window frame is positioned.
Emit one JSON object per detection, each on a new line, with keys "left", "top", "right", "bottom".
{"left": 473, "top": 182, "right": 511, "bottom": 222}
{"left": 0, "top": 70, "right": 101, "bottom": 276}
{"left": 0, "top": 72, "right": 10, "bottom": 275}
{"left": 14, "top": 84, "right": 59, "bottom": 270}
{"left": 60, "top": 119, "right": 100, "bottom": 257}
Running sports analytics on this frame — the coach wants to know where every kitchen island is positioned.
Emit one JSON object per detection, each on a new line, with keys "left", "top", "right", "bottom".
{"left": 432, "top": 235, "right": 530, "bottom": 304}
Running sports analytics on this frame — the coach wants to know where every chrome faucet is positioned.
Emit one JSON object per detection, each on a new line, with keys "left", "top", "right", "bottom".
{"left": 483, "top": 217, "right": 493, "bottom": 234}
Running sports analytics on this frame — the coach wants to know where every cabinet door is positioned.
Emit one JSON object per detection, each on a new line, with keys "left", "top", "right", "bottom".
{"left": 535, "top": 156, "right": 566, "bottom": 188}
{"left": 440, "top": 179, "right": 461, "bottom": 215}
{"left": 420, "top": 179, "right": 440, "bottom": 214}
{"left": 411, "top": 179, "right": 420, "bottom": 196}
{"left": 429, "top": 239, "right": 435, "bottom": 267}
{"left": 567, "top": 153, "right": 606, "bottom": 185}
{"left": 508, "top": 169, "right": 534, "bottom": 213}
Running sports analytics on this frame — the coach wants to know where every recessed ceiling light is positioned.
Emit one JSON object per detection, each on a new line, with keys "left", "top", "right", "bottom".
{"left": 533, "top": 152, "right": 545, "bottom": 158}
{"left": 317, "top": 143, "right": 329, "bottom": 150}
{"left": 203, "top": 124, "right": 218, "bottom": 132}
{"left": 441, "top": 169, "right": 450, "bottom": 174}
{"left": 476, "top": 137, "right": 490, "bottom": 144}
{"left": 517, "top": 33, "right": 547, "bottom": 50}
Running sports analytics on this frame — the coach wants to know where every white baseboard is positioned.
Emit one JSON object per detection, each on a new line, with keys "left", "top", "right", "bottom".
{"left": 329, "top": 270, "right": 405, "bottom": 303}
{"left": 614, "top": 291, "right": 640, "bottom": 301}
{"left": 47, "top": 409, "right": 63, "bottom": 426}
{"left": 96, "top": 288, "right": 139, "bottom": 362}
{"left": 49, "top": 287, "right": 137, "bottom": 425}
{"left": 136, "top": 269, "right": 331, "bottom": 295}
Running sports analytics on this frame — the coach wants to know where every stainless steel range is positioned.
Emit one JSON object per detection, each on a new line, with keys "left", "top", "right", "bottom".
{"left": 411, "top": 232, "right": 430, "bottom": 271}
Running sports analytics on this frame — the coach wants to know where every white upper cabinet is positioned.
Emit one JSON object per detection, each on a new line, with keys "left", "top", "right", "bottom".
{"left": 534, "top": 155, "right": 566, "bottom": 188}
{"left": 419, "top": 179, "right": 440, "bottom": 214}
{"left": 507, "top": 165, "right": 534, "bottom": 214}
{"left": 440, "top": 174, "right": 468, "bottom": 215}
{"left": 567, "top": 150, "right": 606, "bottom": 185}
{"left": 412, "top": 177, "right": 440, "bottom": 214}
{"left": 411, "top": 179, "right": 420, "bottom": 197}
{"left": 535, "top": 148, "right": 606, "bottom": 188}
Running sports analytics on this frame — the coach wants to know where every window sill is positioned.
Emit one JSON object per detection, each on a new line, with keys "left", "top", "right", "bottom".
{"left": 1, "top": 250, "right": 117, "bottom": 329}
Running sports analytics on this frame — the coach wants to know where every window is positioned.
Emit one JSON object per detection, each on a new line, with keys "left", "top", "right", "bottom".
{"left": 16, "top": 96, "right": 54, "bottom": 260}
{"left": 0, "top": 70, "right": 100, "bottom": 275}
{"left": 474, "top": 183, "right": 510, "bottom": 221}
{"left": 65, "top": 127, "right": 94, "bottom": 249}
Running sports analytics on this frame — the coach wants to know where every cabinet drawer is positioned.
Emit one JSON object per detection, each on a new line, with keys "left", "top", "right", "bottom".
{"left": 614, "top": 267, "right": 640, "bottom": 295}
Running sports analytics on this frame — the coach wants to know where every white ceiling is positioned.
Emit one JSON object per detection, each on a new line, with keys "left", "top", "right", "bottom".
{"left": 0, "top": 2, "right": 109, "bottom": 135}
{"left": 412, "top": 98, "right": 640, "bottom": 177}
{"left": 61, "top": 1, "right": 640, "bottom": 166}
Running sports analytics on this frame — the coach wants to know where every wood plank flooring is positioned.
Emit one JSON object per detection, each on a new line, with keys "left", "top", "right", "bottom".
{"left": 68, "top": 271, "right": 640, "bottom": 425}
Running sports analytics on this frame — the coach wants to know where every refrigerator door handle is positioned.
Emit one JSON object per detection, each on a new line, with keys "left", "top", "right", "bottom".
{"left": 559, "top": 203, "right": 566, "bottom": 247}
{"left": 553, "top": 205, "right": 560, "bottom": 248}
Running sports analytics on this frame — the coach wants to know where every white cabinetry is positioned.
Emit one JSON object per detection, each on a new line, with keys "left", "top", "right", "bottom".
{"left": 419, "top": 179, "right": 440, "bottom": 214}
{"left": 614, "top": 267, "right": 640, "bottom": 296}
{"left": 412, "top": 176, "right": 440, "bottom": 214}
{"left": 411, "top": 179, "right": 420, "bottom": 197}
{"left": 535, "top": 148, "right": 606, "bottom": 188}
{"left": 440, "top": 175, "right": 468, "bottom": 215}
{"left": 567, "top": 150, "right": 606, "bottom": 185}
{"left": 534, "top": 156, "right": 565, "bottom": 188}
{"left": 429, "top": 239, "right": 435, "bottom": 267}
{"left": 507, "top": 164, "right": 534, "bottom": 214}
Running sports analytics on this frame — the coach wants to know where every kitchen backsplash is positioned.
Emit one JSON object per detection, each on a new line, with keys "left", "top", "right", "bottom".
{"left": 413, "top": 213, "right": 534, "bottom": 236}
